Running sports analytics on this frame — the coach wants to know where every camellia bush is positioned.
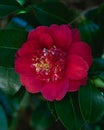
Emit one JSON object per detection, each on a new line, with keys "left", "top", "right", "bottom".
{"left": 0, "top": 0, "right": 104, "bottom": 130}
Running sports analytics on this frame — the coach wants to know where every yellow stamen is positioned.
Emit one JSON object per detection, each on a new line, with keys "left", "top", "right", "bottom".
{"left": 35, "top": 58, "right": 50, "bottom": 72}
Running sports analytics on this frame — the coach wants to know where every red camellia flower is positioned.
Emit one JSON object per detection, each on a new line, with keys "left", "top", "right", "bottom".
{"left": 15, "top": 24, "right": 92, "bottom": 101}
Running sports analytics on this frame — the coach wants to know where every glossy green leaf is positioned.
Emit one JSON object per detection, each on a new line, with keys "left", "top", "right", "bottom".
{"left": 55, "top": 93, "right": 84, "bottom": 130}
{"left": 0, "top": 66, "right": 21, "bottom": 95}
{"left": 33, "top": 1, "right": 77, "bottom": 25}
{"left": 93, "top": 78, "right": 104, "bottom": 88}
{"left": 0, "top": 0, "right": 21, "bottom": 17}
{"left": 16, "top": 0, "right": 26, "bottom": 5}
{"left": 79, "top": 81, "right": 104, "bottom": 123}
{"left": 0, "top": 105, "right": 8, "bottom": 130}
{"left": 0, "top": 29, "right": 28, "bottom": 68}
{"left": 78, "top": 20, "right": 103, "bottom": 58}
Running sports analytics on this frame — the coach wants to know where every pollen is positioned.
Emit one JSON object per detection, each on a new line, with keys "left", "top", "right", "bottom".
{"left": 34, "top": 58, "right": 50, "bottom": 72}
{"left": 31, "top": 46, "right": 66, "bottom": 82}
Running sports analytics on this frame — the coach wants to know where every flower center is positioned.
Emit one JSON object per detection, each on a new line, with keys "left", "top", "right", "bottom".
{"left": 31, "top": 46, "right": 66, "bottom": 82}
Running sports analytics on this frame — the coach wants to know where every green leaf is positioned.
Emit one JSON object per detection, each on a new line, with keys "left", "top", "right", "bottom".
{"left": 17, "top": 13, "right": 39, "bottom": 27}
{"left": 79, "top": 81, "right": 104, "bottom": 123}
{"left": 7, "top": 13, "right": 39, "bottom": 30}
{"left": 16, "top": 0, "right": 26, "bottom": 5}
{"left": 99, "top": 72, "right": 104, "bottom": 81}
{"left": 10, "top": 91, "right": 29, "bottom": 114}
{"left": 89, "top": 59, "right": 104, "bottom": 76}
{"left": 0, "top": 66, "right": 21, "bottom": 95}
{"left": 0, "top": 0, "right": 21, "bottom": 17}
{"left": 0, "top": 29, "right": 28, "bottom": 68}
{"left": 55, "top": 93, "right": 84, "bottom": 130}
{"left": 31, "top": 102, "right": 54, "bottom": 130}
{"left": 17, "top": 0, "right": 42, "bottom": 5}
{"left": 93, "top": 78, "right": 104, "bottom": 88}
{"left": 0, "top": 5, "right": 19, "bottom": 17}
{"left": 85, "top": 4, "right": 104, "bottom": 32}
{"left": 0, "top": 0, "right": 20, "bottom": 6}
{"left": 33, "top": 1, "right": 77, "bottom": 25}
{"left": 0, "top": 105, "right": 8, "bottom": 130}
{"left": 47, "top": 101, "right": 58, "bottom": 120}
{"left": 78, "top": 20, "right": 103, "bottom": 58}
{"left": 0, "top": 90, "right": 12, "bottom": 116}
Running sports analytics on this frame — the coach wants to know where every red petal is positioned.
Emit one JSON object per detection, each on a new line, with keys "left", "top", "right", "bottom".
{"left": 71, "top": 29, "right": 81, "bottom": 42}
{"left": 68, "top": 77, "right": 87, "bottom": 92}
{"left": 15, "top": 56, "right": 34, "bottom": 76}
{"left": 50, "top": 24, "right": 72, "bottom": 51}
{"left": 55, "top": 78, "right": 69, "bottom": 101}
{"left": 41, "top": 78, "right": 69, "bottom": 101}
{"left": 28, "top": 25, "right": 49, "bottom": 40}
{"left": 36, "top": 31, "right": 54, "bottom": 49}
{"left": 36, "top": 26, "right": 49, "bottom": 33}
{"left": 66, "top": 55, "right": 89, "bottom": 80}
{"left": 28, "top": 26, "right": 54, "bottom": 49}
{"left": 69, "top": 41, "right": 92, "bottom": 66}
{"left": 17, "top": 40, "right": 40, "bottom": 57}
{"left": 20, "top": 75, "right": 43, "bottom": 93}
{"left": 28, "top": 30, "right": 37, "bottom": 41}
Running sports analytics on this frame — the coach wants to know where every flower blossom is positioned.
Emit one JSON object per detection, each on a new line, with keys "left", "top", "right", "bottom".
{"left": 15, "top": 24, "right": 92, "bottom": 101}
